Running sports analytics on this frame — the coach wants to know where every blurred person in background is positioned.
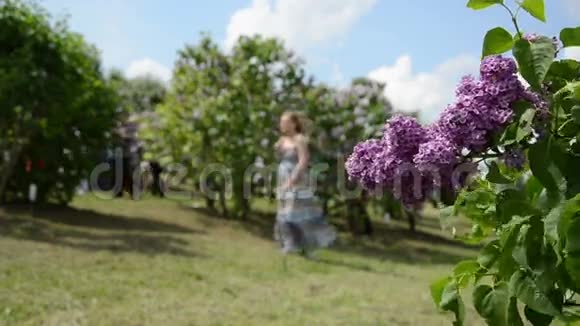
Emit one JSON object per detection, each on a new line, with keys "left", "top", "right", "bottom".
{"left": 274, "top": 111, "right": 336, "bottom": 258}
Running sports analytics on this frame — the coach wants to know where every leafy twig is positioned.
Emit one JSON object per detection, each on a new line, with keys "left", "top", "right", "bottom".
{"left": 501, "top": 3, "right": 523, "bottom": 37}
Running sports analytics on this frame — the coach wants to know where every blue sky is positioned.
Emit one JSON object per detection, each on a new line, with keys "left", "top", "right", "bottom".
{"left": 40, "top": 0, "right": 580, "bottom": 121}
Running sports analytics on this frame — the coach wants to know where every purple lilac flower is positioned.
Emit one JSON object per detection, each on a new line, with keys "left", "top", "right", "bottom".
{"left": 455, "top": 76, "right": 477, "bottom": 96}
{"left": 414, "top": 135, "right": 458, "bottom": 171}
{"left": 502, "top": 147, "right": 526, "bottom": 170}
{"left": 345, "top": 139, "right": 386, "bottom": 190}
{"left": 346, "top": 55, "right": 549, "bottom": 207}
{"left": 435, "top": 56, "right": 524, "bottom": 153}
{"left": 382, "top": 115, "right": 427, "bottom": 160}
{"left": 480, "top": 55, "right": 517, "bottom": 80}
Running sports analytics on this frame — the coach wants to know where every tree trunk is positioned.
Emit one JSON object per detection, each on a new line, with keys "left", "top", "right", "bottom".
{"left": 232, "top": 171, "right": 249, "bottom": 219}
{"left": 346, "top": 202, "right": 356, "bottom": 235}
{"left": 362, "top": 214, "right": 374, "bottom": 236}
{"left": 385, "top": 195, "right": 403, "bottom": 220}
{"left": 219, "top": 188, "right": 228, "bottom": 218}
{"left": 406, "top": 209, "right": 416, "bottom": 233}
{"left": 346, "top": 198, "right": 372, "bottom": 236}
{"left": 206, "top": 196, "right": 216, "bottom": 211}
{"left": 322, "top": 198, "right": 329, "bottom": 217}
{"left": 0, "top": 143, "right": 24, "bottom": 204}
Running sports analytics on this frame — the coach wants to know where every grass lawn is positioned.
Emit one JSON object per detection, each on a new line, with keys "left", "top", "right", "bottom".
{"left": 0, "top": 196, "right": 484, "bottom": 325}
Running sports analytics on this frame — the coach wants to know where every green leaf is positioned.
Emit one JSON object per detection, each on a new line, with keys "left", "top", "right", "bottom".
{"left": 565, "top": 218, "right": 580, "bottom": 289}
{"left": 557, "top": 266, "right": 577, "bottom": 297}
{"left": 550, "top": 141, "right": 580, "bottom": 199}
{"left": 521, "top": 0, "right": 546, "bottom": 22}
{"left": 508, "top": 297, "right": 524, "bottom": 326}
{"left": 517, "top": 108, "right": 536, "bottom": 142}
{"left": 431, "top": 277, "right": 451, "bottom": 309}
{"left": 513, "top": 37, "right": 556, "bottom": 90}
{"left": 556, "top": 81, "right": 580, "bottom": 101}
{"left": 559, "top": 119, "right": 580, "bottom": 137}
{"left": 562, "top": 306, "right": 580, "bottom": 323}
{"left": 509, "top": 270, "right": 561, "bottom": 317}
{"left": 500, "top": 124, "right": 518, "bottom": 145}
{"left": 572, "top": 105, "right": 580, "bottom": 125}
{"left": 440, "top": 280, "right": 466, "bottom": 325}
{"left": 496, "top": 190, "right": 540, "bottom": 224}
{"left": 473, "top": 283, "right": 510, "bottom": 326}
{"left": 482, "top": 27, "right": 514, "bottom": 57}
{"left": 512, "top": 217, "right": 543, "bottom": 269}
{"left": 478, "top": 240, "right": 501, "bottom": 269}
{"left": 565, "top": 252, "right": 580, "bottom": 291}
{"left": 559, "top": 194, "right": 580, "bottom": 246}
{"left": 560, "top": 27, "right": 580, "bottom": 48}
{"left": 498, "top": 216, "right": 531, "bottom": 279}
{"left": 545, "top": 202, "right": 564, "bottom": 246}
{"left": 467, "top": 0, "right": 503, "bottom": 10}
{"left": 487, "top": 161, "right": 512, "bottom": 184}
{"left": 500, "top": 215, "right": 531, "bottom": 247}
{"left": 440, "top": 280, "right": 459, "bottom": 309}
{"left": 547, "top": 60, "right": 580, "bottom": 93}
{"left": 512, "top": 224, "right": 532, "bottom": 268}
{"left": 513, "top": 100, "right": 533, "bottom": 117}
{"left": 454, "top": 187, "right": 497, "bottom": 228}
{"left": 454, "top": 225, "right": 491, "bottom": 246}
{"left": 525, "top": 175, "right": 544, "bottom": 202}
{"left": 524, "top": 306, "right": 554, "bottom": 326}
{"left": 566, "top": 217, "right": 580, "bottom": 254}
{"left": 529, "top": 137, "right": 560, "bottom": 203}
{"left": 454, "top": 260, "right": 481, "bottom": 288}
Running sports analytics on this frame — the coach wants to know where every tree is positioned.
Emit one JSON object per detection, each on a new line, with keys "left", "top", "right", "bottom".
{"left": 0, "top": 0, "right": 118, "bottom": 204}
{"left": 306, "top": 78, "right": 393, "bottom": 235}
{"left": 142, "top": 34, "right": 306, "bottom": 218}
{"left": 109, "top": 70, "right": 166, "bottom": 115}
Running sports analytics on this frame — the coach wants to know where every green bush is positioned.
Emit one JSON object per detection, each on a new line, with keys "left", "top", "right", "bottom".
{"left": 0, "top": 0, "right": 119, "bottom": 204}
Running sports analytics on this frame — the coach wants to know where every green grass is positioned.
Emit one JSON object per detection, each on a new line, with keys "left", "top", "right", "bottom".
{"left": 0, "top": 196, "right": 484, "bottom": 325}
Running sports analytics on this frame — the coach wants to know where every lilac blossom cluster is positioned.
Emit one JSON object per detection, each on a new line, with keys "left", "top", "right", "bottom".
{"left": 346, "top": 55, "right": 546, "bottom": 206}
{"left": 345, "top": 116, "right": 430, "bottom": 205}
{"left": 434, "top": 55, "right": 522, "bottom": 153}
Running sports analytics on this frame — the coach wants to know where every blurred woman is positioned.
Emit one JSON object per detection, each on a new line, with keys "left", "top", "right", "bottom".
{"left": 274, "top": 111, "right": 336, "bottom": 257}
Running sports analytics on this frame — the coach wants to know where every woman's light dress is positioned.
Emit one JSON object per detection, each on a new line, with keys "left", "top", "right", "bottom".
{"left": 274, "top": 145, "right": 336, "bottom": 254}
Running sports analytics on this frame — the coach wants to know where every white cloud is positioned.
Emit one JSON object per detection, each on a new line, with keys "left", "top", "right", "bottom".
{"left": 225, "top": 0, "right": 376, "bottom": 51}
{"left": 564, "top": 47, "right": 580, "bottom": 61}
{"left": 125, "top": 58, "right": 172, "bottom": 83}
{"left": 368, "top": 55, "right": 480, "bottom": 123}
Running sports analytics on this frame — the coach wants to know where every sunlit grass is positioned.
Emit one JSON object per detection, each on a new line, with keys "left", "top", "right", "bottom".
{"left": 0, "top": 195, "right": 484, "bottom": 325}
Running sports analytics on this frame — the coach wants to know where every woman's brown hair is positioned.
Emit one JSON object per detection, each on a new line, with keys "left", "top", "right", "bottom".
{"left": 282, "top": 111, "right": 312, "bottom": 135}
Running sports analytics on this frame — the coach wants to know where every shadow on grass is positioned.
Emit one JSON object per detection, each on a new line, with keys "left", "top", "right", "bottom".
{"left": 3, "top": 204, "right": 202, "bottom": 234}
{"left": 204, "top": 207, "right": 478, "bottom": 266}
{"left": 329, "top": 237, "right": 474, "bottom": 266}
{"left": 0, "top": 204, "right": 203, "bottom": 258}
{"left": 315, "top": 257, "right": 426, "bottom": 280}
